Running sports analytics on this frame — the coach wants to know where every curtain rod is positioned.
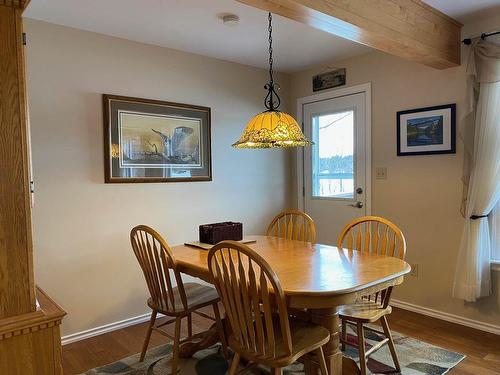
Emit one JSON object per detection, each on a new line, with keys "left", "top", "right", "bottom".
{"left": 462, "top": 31, "right": 500, "bottom": 45}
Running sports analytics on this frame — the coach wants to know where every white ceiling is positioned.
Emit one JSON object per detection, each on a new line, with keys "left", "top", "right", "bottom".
{"left": 24, "top": 0, "right": 500, "bottom": 73}
{"left": 424, "top": 0, "right": 500, "bottom": 22}
{"left": 23, "top": 0, "right": 370, "bottom": 73}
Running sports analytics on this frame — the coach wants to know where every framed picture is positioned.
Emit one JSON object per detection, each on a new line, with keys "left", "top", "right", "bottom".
{"left": 397, "top": 104, "right": 456, "bottom": 156}
{"left": 103, "top": 95, "right": 211, "bottom": 183}
{"left": 312, "top": 68, "right": 346, "bottom": 92}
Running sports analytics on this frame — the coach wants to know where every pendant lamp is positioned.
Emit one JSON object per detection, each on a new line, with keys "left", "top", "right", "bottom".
{"left": 232, "top": 13, "right": 313, "bottom": 149}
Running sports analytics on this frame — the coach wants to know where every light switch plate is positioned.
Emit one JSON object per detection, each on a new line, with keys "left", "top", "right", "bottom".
{"left": 376, "top": 167, "right": 387, "bottom": 180}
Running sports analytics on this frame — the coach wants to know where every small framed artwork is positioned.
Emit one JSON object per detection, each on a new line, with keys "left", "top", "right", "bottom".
{"left": 397, "top": 103, "right": 456, "bottom": 156}
{"left": 312, "top": 68, "right": 346, "bottom": 92}
{"left": 103, "top": 94, "right": 211, "bottom": 183}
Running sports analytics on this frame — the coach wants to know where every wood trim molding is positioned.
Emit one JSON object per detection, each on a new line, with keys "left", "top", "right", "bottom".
{"left": 0, "top": 288, "right": 66, "bottom": 374}
{"left": 0, "top": 288, "right": 66, "bottom": 341}
{"left": 236, "top": 0, "right": 462, "bottom": 69}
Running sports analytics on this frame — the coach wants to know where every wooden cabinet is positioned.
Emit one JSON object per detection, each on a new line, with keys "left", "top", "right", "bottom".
{"left": 0, "top": 1, "right": 66, "bottom": 373}
{"left": 0, "top": 0, "right": 35, "bottom": 319}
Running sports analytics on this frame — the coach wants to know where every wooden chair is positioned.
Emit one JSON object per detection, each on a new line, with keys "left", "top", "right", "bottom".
{"left": 337, "top": 216, "right": 407, "bottom": 375}
{"left": 208, "top": 241, "right": 330, "bottom": 375}
{"left": 130, "top": 225, "right": 226, "bottom": 374}
{"left": 266, "top": 210, "right": 316, "bottom": 243}
{"left": 267, "top": 210, "right": 316, "bottom": 321}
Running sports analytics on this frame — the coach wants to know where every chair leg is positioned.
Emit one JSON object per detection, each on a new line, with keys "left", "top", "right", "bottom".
{"left": 187, "top": 312, "right": 193, "bottom": 338}
{"left": 212, "top": 303, "right": 229, "bottom": 359}
{"left": 228, "top": 353, "right": 240, "bottom": 375}
{"left": 140, "top": 310, "right": 157, "bottom": 362}
{"left": 170, "top": 317, "right": 182, "bottom": 375}
{"left": 271, "top": 368, "right": 283, "bottom": 375}
{"left": 381, "top": 316, "right": 401, "bottom": 371}
{"left": 315, "top": 347, "right": 329, "bottom": 375}
{"left": 341, "top": 319, "right": 347, "bottom": 351}
{"left": 356, "top": 322, "right": 367, "bottom": 375}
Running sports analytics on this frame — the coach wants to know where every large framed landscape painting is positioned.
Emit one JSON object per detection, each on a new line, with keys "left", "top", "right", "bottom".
{"left": 103, "top": 95, "right": 211, "bottom": 183}
{"left": 397, "top": 104, "right": 456, "bottom": 156}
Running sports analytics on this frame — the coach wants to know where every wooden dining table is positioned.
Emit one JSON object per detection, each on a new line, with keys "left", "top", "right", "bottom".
{"left": 171, "top": 235, "right": 410, "bottom": 375}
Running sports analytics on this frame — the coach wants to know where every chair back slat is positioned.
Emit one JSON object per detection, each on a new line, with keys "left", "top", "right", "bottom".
{"left": 130, "top": 225, "right": 187, "bottom": 313}
{"left": 237, "top": 251, "right": 256, "bottom": 351}
{"left": 338, "top": 216, "right": 406, "bottom": 306}
{"left": 208, "top": 241, "right": 292, "bottom": 360}
{"left": 229, "top": 251, "right": 249, "bottom": 347}
{"left": 247, "top": 259, "right": 264, "bottom": 353}
{"left": 260, "top": 270, "right": 275, "bottom": 357}
{"left": 266, "top": 210, "right": 316, "bottom": 243}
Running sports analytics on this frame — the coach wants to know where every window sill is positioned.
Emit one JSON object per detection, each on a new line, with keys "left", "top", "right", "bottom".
{"left": 492, "top": 261, "right": 500, "bottom": 272}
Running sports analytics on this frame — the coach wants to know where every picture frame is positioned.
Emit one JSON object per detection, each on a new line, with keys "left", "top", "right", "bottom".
{"left": 103, "top": 94, "right": 212, "bottom": 183}
{"left": 397, "top": 103, "right": 456, "bottom": 156}
{"left": 312, "top": 68, "right": 346, "bottom": 92}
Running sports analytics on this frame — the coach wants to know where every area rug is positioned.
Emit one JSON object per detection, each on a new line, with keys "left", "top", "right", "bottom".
{"left": 82, "top": 326, "right": 465, "bottom": 375}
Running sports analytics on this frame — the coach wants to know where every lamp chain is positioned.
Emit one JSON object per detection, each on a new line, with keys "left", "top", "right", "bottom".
{"left": 268, "top": 12, "right": 274, "bottom": 84}
{"left": 264, "top": 12, "right": 280, "bottom": 111}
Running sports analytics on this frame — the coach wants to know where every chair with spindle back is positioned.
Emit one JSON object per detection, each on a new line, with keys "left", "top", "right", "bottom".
{"left": 337, "top": 216, "right": 407, "bottom": 375}
{"left": 130, "top": 225, "right": 226, "bottom": 374}
{"left": 266, "top": 210, "right": 316, "bottom": 243}
{"left": 267, "top": 210, "right": 316, "bottom": 321}
{"left": 208, "top": 241, "right": 330, "bottom": 375}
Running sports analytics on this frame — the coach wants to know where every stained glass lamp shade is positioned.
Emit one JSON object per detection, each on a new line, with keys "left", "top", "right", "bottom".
{"left": 232, "top": 111, "right": 312, "bottom": 148}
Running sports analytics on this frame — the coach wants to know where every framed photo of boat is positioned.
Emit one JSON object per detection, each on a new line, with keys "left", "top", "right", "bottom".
{"left": 103, "top": 95, "right": 211, "bottom": 183}
{"left": 397, "top": 103, "right": 456, "bottom": 156}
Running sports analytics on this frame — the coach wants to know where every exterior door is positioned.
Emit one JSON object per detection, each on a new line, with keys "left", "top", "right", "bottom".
{"left": 301, "top": 91, "right": 369, "bottom": 245}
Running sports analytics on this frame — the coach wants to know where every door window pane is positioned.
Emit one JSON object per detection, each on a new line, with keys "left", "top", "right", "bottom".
{"left": 312, "top": 110, "right": 355, "bottom": 198}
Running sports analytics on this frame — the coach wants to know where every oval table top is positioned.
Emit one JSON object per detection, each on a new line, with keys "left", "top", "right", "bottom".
{"left": 171, "top": 235, "right": 410, "bottom": 300}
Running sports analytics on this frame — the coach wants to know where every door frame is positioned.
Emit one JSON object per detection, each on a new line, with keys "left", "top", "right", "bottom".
{"left": 296, "top": 82, "right": 372, "bottom": 214}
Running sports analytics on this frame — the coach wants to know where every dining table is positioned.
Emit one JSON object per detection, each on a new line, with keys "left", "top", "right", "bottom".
{"left": 171, "top": 235, "right": 411, "bottom": 375}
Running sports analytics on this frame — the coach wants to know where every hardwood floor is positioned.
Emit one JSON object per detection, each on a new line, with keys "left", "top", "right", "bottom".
{"left": 62, "top": 307, "right": 500, "bottom": 374}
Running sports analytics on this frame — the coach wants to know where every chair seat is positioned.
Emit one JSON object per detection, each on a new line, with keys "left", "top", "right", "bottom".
{"left": 229, "top": 315, "right": 330, "bottom": 367}
{"left": 148, "top": 282, "right": 219, "bottom": 315}
{"left": 338, "top": 301, "right": 392, "bottom": 323}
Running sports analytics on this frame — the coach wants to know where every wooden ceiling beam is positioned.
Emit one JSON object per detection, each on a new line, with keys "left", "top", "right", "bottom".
{"left": 237, "top": 0, "right": 462, "bottom": 69}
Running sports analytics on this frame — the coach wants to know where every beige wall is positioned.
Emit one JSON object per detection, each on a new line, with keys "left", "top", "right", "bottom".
{"left": 25, "top": 19, "right": 292, "bottom": 336}
{"left": 288, "top": 17, "right": 500, "bottom": 327}
{"left": 26, "top": 13, "right": 500, "bottom": 337}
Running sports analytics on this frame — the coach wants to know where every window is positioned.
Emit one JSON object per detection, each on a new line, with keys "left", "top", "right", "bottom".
{"left": 311, "top": 110, "right": 355, "bottom": 199}
{"left": 490, "top": 201, "right": 500, "bottom": 262}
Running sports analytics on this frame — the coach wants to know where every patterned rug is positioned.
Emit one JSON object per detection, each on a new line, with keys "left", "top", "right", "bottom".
{"left": 82, "top": 326, "right": 465, "bottom": 375}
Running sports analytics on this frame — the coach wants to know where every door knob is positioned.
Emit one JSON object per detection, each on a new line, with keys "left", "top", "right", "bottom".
{"left": 356, "top": 187, "right": 363, "bottom": 194}
{"left": 348, "top": 201, "right": 363, "bottom": 208}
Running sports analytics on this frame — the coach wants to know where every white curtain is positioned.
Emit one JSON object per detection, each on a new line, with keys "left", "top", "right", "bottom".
{"left": 490, "top": 201, "right": 500, "bottom": 261}
{"left": 453, "top": 41, "right": 500, "bottom": 302}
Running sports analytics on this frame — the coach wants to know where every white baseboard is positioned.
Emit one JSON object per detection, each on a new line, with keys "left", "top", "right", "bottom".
{"left": 61, "top": 313, "right": 153, "bottom": 345}
{"left": 391, "top": 299, "right": 500, "bottom": 336}
{"left": 62, "top": 300, "right": 499, "bottom": 346}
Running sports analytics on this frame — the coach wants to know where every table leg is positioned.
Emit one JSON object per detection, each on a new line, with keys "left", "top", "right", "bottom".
{"left": 306, "top": 308, "right": 361, "bottom": 375}
{"left": 308, "top": 308, "right": 342, "bottom": 375}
